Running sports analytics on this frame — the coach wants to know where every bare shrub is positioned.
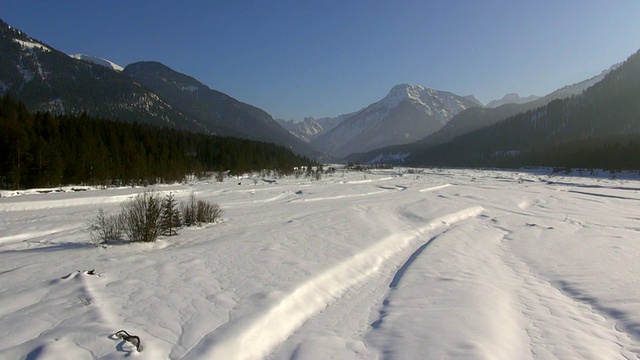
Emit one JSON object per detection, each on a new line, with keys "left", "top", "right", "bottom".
{"left": 181, "top": 192, "right": 198, "bottom": 227}
{"left": 88, "top": 208, "right": 124, "bottom": 244}
{"left": 90, "top": 190, "right": 221, "bottom": 245}
{"left": 195, "top": 200, "right": 223, "bottom": 225}
{"left": 181, "top": 192, "right": 222, "bottom": 226}
{"left": 122, "top": 191, "right": 162, "bottom": 242}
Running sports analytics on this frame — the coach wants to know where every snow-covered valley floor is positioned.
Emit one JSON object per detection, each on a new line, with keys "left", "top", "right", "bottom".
{"left": 1, "top": 168, "right": 640, "bottom": 359}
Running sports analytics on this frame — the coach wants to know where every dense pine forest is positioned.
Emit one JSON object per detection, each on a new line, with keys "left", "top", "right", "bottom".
{"left": 407, "top": 131, "right": 640, "bottom": 171}
{"left": 0, "top": 95, "right": 314, "bottom": 189}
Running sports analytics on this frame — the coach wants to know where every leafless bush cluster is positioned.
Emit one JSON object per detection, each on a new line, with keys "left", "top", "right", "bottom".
{"left": 122, "top": 191, "right": 162, "bottom": 243}
{"left": 88, "top": 209, "right": 124, "bottom": 244}
{"left": 181, "top": 193, "right": 223, "bottom": 227}
{"left": 89, "top": 191, "right": 222, "bottom": 244}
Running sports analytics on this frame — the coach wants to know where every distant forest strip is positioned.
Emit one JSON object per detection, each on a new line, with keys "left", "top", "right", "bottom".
{"left": 407, "top": 133, "right": 640, "bottom": 171}
{"left": 0, "top": 95, "right": 314, "bottom": 189}
{"left": 510, "top": 135, "right": 640, "bottom": 171}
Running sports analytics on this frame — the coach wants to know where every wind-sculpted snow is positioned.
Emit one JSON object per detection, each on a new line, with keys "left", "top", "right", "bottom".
{"left": 182, "top": 206, "right": 483, "bottom": 359}
{"left": 2, "top": 168, "right": 640, "bottom": 359}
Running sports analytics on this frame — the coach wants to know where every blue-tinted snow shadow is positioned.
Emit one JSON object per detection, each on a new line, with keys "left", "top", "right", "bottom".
{"left": 389, "top": 230, "right": 448, "bottom": 289}
{"left": 555, "top": 280, "right": 640, "bottom": 341}
{"left": 0, "top": 242, "right": 90, "bottom": 255}
{"left": 371, "top": 230, "right": 448, "bottom": 329}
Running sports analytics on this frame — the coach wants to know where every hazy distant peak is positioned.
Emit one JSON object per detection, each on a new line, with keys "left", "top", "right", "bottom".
{"left": 69, "top": 54, "right": 124, "bottom": 72}
{"left": 486, "top": 93, "right": 541, "bottom": 108}
{"left": 463, "top": 95, "right": 484, "bottom": 107}
{"left": 389, "top": 83, "right": 431, "bottom": 93}
{"left": 546, "top": 62, "right": 622, "bottom": 99}
{"left": 388, "top": 83, "right": 433, "bottom": 98}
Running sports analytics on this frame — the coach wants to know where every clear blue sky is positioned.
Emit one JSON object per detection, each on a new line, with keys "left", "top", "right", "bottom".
{"left": 2, "top": 1, "right": 640, "bottom": 120}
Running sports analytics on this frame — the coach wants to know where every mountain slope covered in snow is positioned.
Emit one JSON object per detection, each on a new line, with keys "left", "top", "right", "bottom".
{"left": 312, "top": 84, "right": 482, "bottom": 158}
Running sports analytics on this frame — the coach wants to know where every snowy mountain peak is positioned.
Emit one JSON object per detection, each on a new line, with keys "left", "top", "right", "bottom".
{"left": 463, "top": 95, "right": 484, "bottom": 107}
{"left": 312, "top": 84, "right": 482, "bottom": 158}
{"left": 379, "top": 83, "right": 480, "bottom": 118}
{"left": 384, "top": 84, "right": 434, "bottom": 109}
{"left": 389, "top": 83, "right": 431, "bottom": 95}
{"left": 545, "top": 62, "right": 622, "bottom": 100}
{"left": 69, "top": 54, "right": 124, "bottom": 72}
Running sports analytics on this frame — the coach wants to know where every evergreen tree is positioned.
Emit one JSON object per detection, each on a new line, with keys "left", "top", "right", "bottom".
{"left": 160, "top": 192, "right": 181, "bottom": 236}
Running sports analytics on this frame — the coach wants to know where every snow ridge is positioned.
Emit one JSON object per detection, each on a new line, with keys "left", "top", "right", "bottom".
{"left": 70, "top": 54, "right": 124, "bottom": 72}
{"left": 13, "top": 38, "right": 51, "bottom": 52}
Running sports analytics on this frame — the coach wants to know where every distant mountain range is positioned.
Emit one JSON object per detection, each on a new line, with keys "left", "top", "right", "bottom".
{"left": 2, "top": 17, "right": 636, "bottom": 169}
{"left": 293, "top": 63, "right": 616, "bottom": 160}
{"left": 276, "top": 114, "right": 353, "bottom": 143}
{"left": 411, "top": 50, "right": 640, "bottom": 168}
{"left": 0, "top": 19, "right": 320, "bottom": 158}
{"left": 309, "top": 84, "right": 482, "bottom": 158}
{"left": 348, "top": 52, "right": 638, "bottom": 169}
{"left": 485, "top": 93, "right": 541, "bottom": 108}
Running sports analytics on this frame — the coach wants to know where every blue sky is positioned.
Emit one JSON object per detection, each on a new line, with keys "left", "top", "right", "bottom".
{"left": 2, "top": 1, "right": 640, "bottom": 120}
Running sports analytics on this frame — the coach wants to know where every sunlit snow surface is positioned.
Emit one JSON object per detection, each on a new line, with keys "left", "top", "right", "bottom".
{"left": 1, "top": 168, "right": 640, "bottom": 359}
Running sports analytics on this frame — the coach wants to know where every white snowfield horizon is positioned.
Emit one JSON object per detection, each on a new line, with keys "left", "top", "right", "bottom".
{"left": 1, "top": 168, "right": 640, "bottom": 359}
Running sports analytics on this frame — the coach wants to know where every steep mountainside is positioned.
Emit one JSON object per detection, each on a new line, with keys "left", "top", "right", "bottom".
{"left": 69, "top": 54, "right": 124, "bottom": 72}
{"left": 311, "top": 84, "right": 481, "bottom": 158}
{"left": 408, "top": 50, "right": 640, "bottom": 167}
{"left": 122, "top": 62, "right": 319, "bottom": 157}
{"left": 351, "top": 63, "right": 622, "bottom": 164}
{"left": 485, "top": 65, "right": 617, "bottom": 108}
{"left": 0, "top": 19, "right": 203, "bottom": 131}
{"left": 423, "top": 64, "right": 622, "bottom": 148}
{"left": 0, "top": 19, "right": 320, "bottom": 158}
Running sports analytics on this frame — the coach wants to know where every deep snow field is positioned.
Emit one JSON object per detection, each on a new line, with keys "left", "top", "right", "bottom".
{"left": 1, "top": 168, "right": 640, "bottom": 360}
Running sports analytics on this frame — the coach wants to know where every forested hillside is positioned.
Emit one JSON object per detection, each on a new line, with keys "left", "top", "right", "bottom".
{"left": 0, "top": 96, "right": 313, "bottom": 189}
{"left": 405, "top": 50, "right": 640, "bottom": 170}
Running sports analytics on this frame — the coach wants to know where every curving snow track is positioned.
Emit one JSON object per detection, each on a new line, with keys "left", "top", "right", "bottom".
{"left": 181, "top": 206, "right": 483, "bottom": 360}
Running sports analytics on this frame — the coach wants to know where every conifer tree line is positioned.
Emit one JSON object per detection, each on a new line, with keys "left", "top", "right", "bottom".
{"left": 408, "top": 131, "right": 640, "bottom": 171}
{"left": 0, "top": 95, "right": 314, "bottom": 189}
